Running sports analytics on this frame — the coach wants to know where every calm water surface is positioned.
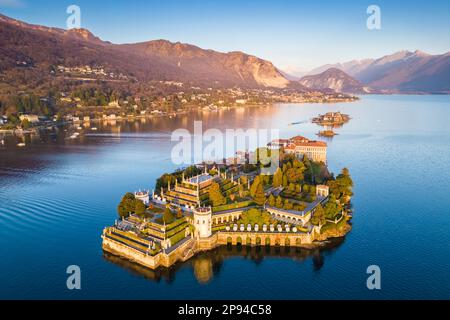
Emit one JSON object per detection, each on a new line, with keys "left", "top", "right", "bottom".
{"left": 1, "top": 95, "right": 449, "bottom": 299}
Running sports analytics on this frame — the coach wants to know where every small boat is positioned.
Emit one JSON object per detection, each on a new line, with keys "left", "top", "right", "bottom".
{"left": 91, "top": 127, "right": 98, "bottom": 131}
{"left": 77, "top": 126, "right": 82, "bottom": 130}
{"left": 289, "top": 121, "right": 306, "bottom": 126}
{"left": 17, "top": 142, "right": 26, "bottom": 147}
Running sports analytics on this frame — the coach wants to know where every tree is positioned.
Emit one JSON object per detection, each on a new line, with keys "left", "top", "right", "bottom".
{"left": 328, "top": 168, "right": 354, "bottom": 203}
{"left": 134, "top": 200, "right": 146, "bottom": 215}
{"left": 273, "top": 168, "right": 283, "bottom": 188}
{"left": 163, "top": 207, "right": 175, "bottom": 224}
{"left": 286, "top": 167, "right": 303, "bottom": 184}
{"left": 283, "top": 199, "right": 293, "bottom": 210}
{"left": 268, "top": 194, "right": 276, "bottom": 207}
{"left": 324, "top": 194, "right": 341, "bottom": 220}
{"left": 117, "top": 192, "right": 136, "bottom": 218}
{"left": 289, "top": 183, "right": 295, "bottom": 192}
{"left": 276, "top": 196, "right": 283, "bottom": 208}
{"left": 250, "top": 176, "right": 261, "bottom": 198}
{"left": 311, "top": 204, "right": 326, "bottom": 226}
{"left": 238, "top": 208, "right": 272, "bottom": 226}
{"left": 209, "top": 182, "right": 226, "bottom": 207}
{"left": 176, "top": 208, "right": 183, "bottom": 219}
{"left": 238, "top": 184, "right": 245, "bottom": 198}
{"left": 240, "top": 175, "right": 248, "bottom": 187}
{"left": 282, "top": 175, "right": 288, "bottom": 187}
{"left": 253, "top": 180, "right": 266, "bottom": 206}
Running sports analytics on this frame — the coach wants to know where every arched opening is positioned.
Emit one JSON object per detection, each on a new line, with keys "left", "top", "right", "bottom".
{"left": 236, "top": 237, "right": 242, "bottom": 245}
{"left": 296, "top": 238, "right": 302, "bottom": 246}
{"left": 246, "top": 237, "right": 252, "bottom": 246}
{"left": 275, "top": 238, "right": 281, "bottom": 246}
{"left": 265, "top": 237, "right": 271, "bottom": 246}
{"left": 285, "top": 238, "right": 291, "bottom": 247}
{"left": 255, "top": 237, "right": 262, "bottom": 246}
{"left": 227, "top": 237, "right": 232, "bottom": 245}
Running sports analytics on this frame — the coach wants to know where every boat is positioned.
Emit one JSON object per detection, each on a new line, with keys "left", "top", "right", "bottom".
{"left": 17, "top": 142, "right": 26, "bottom": 147}
{"left": 289, "top": 121, "right": 306, "bottom": 126}
{"left": 69, "top": 132, "right": 80, "bottom": 139}
{"left": 91, "top": 127, "right": 98, "bottom": 131}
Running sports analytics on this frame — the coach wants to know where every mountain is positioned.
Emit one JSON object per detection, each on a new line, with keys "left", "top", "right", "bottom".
{"left": 309, "top": 51, "right": 450, "bottom": 93}
{"left": 299, "top": 68, "right": 371, "bottom": 94}
{"left": 117, "top": 40, "right": 290, "bottom": 88}
{"left": 0, "top": 14, "right": 290, "bottom": 89}
{"left": 307, "top": 59, "right": 375, "bottom": 78}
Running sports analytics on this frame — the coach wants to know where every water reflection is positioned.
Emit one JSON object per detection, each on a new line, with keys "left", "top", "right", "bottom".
{"left": 103, "top": 238, "right": 345, "bottom": 285}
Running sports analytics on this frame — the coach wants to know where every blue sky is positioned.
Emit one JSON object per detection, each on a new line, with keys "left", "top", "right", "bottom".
{"left": 1, "top": 0, "right": 449, "bottom": 73}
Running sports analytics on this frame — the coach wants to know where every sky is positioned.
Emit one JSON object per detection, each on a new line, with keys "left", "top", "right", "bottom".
{"left": 1, "top": 0, "right": 449, "bottom": 74}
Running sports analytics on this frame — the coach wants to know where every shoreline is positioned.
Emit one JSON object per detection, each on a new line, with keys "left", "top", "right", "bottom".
{"left": 0, "top": 98, "right": 359, "bottom": 137}
{"left": 101, "top": 218, "right": 351, "bottom": 270}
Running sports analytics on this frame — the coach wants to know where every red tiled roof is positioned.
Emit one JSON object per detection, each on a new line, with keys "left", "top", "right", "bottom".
{"left": 272, "top": 136, "right": 327, "bottom": 149}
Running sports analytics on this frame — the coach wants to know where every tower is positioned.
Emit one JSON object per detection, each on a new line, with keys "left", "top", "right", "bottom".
{"left": 193, "top": 207, "right": 212, "bottom": 239}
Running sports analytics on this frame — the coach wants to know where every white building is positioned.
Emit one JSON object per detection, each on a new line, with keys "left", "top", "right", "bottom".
{"left": 134, "top": 190, "right": 150, "bottom": 205}
{"left": 193, "top": 207, "right": 212, "bottom": 239}
{"left": 316, "top": 185, "right": 330, "bottom": 198}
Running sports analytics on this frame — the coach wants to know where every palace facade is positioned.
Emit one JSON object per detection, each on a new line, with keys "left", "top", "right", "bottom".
{"left": 269, "top": 135, "right": 327, "bottom": 163}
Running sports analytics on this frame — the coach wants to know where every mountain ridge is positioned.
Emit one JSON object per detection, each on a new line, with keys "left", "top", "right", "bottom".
{"left": 308, "top": 50, "right": 450, "bottom": 93}
{"left": 0, "top": 14, "right": 290, "bottom": 89}
{"left": 299, "top": 68, "right": 371, "bottom": 94}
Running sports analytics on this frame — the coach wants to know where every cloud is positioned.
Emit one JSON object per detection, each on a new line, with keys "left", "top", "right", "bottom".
{"left": 0, "top": 0, "right": 25, "bottom": 8}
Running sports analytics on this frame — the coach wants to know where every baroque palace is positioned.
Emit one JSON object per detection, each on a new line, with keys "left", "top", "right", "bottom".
{"left": 102, "top": 134, "right": 352, "bottom": 269}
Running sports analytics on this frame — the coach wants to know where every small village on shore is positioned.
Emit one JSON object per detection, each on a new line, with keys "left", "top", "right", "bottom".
{"left": 101, "top": 134, "right": 354, "bottom": 270}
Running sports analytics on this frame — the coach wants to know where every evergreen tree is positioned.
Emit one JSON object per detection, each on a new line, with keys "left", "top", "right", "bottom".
{"left": 276, "top": 196, "right": 283, "bottom": 208}
{"left": 134, "top": 200, "right": 146, "bottom": 215}
{"left": 163, "top": 207, "right": 175, "bottom": 224}
{"left": 311, "top": 204, "right": 326, "bottom": 226}
{"left": 253, "top": 181, "right": 266, "bottom": 206}
{"left": 250, "top": 176, "right": 261, "bottom": 198}
{"left": 272, "top": 167, "right": 283, "bottom": 188}
{"left": 324, "top": 194, "right": 341, "bottom": 219}
{"left": 117, "top": 192, "right": 136, "bottom": 218}
{"left": 282, "top": 175, "right": 288, "bottom": 187}
{"left": 209, "top": 182, "right": 226, "bottom": 207}
{"left": 268, "top": 194, "right": 276, "bottom": 207}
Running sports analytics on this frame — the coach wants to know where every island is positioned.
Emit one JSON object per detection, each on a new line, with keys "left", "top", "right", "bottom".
{"left": 312, "top": 111, "right": 351, "bottom": 127}
{"left": 317, "top": 130, "right": 338, "bottom": 138}
{"left": 101, "top": 135, "right": 354, "bottom": 270}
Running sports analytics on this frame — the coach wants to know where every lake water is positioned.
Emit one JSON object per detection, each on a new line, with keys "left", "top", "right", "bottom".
{"left": 1, "top": 95, "right": 449, "bottom": 300}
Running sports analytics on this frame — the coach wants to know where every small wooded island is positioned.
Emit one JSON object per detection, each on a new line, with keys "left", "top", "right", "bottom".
{"left": 101, "top": 135, "right": 354, "bottom": 269}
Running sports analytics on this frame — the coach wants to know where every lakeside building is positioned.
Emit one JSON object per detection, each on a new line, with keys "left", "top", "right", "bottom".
{"left": 312, "top": 111, "right": 350, "bottom": 126}
{"left": 101, "top": 134, "right": 351, "bottom": 270}
{"left": 268, "top": 135, "right": 327, "bottom": 163}
{"left": 162, "top": 168, "right": 217, "bottom": 208}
